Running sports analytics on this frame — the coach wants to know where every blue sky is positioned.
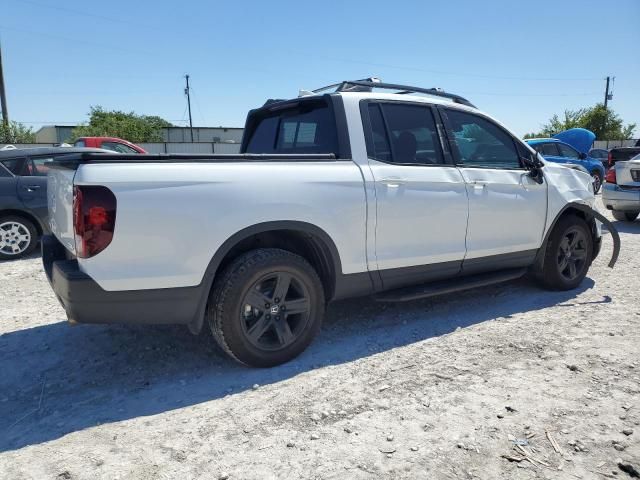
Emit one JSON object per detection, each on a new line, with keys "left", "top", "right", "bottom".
{"left": 3, "top": 0, "right": 639, "bottom": 137}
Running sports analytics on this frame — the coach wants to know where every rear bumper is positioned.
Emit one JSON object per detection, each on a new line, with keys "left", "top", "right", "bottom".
{"left": 602, "top": 183, "right": 640, "bottom": 212}
{"left": 42, "top": 235, "right": 205, "bottom": 326}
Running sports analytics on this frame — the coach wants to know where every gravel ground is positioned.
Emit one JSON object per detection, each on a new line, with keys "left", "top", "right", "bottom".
{"left": 1, "top": 199, "right": 639, "bottom": 480}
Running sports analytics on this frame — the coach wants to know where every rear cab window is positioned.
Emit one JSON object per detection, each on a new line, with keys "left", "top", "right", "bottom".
{"left": 243, "top": 98, "right": 339, "bottom": 155}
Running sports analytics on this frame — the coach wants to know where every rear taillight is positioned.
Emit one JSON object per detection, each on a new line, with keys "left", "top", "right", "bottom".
{"left": 73, "top": 185, "right": 117, "bottom": 258}
{"left": 607, "top": 151, "right": 613, "bottom": 168}
{"left": 605, "top": 167, "right": 616, "bottom": 184}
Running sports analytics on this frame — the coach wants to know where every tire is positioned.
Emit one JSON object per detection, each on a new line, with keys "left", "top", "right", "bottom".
{"left": 0, "top": 215, "right": 38, "bottom": 260}
{"left": 591, "top": 171, "right": 602, "bottom": 194}
{"left": 612, "top": 210, "right": 639, "bottom": 222}
{"left": 538, "top": 215, "right": 593, "bottom": 291}
{"left": 207, "top": 248, "right": 325, "bottom": 367}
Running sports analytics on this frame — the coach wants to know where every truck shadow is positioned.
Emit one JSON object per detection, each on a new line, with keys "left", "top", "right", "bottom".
{"left": 0, "top": 277, "right": 596, "bottom": 452}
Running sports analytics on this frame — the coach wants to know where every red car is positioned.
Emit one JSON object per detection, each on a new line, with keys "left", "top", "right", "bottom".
{"left": 73, "top": 137, "right": 147, "bottom": 154}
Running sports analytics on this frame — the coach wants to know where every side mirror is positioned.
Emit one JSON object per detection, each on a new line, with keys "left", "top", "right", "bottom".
{"left": 521, "top": 155, "right": 544, "bottom": 184}
{"left": 578, "top": 152, "right": 587, "bottom": 160}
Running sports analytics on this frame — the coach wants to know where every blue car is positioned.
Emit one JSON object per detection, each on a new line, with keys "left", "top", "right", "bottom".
{"left": 526, "top": 128, "right": 605, "bottom": 193}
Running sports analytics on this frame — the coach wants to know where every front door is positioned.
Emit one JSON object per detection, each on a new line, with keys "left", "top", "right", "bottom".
{"left": 439, "top": 108, "right": 547, "bottom": 272}
{"left": 362, "top": 101, "right": 469, "bottom": 290}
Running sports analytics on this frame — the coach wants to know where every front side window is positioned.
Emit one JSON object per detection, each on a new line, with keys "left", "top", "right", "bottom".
{"left": 1, "top": 158, "right": 25, "bottom": 175}
{"left": 74, "top": 140, "right": 86, "bottom": 148}
{"left": 365, "top": 102, "right": 443, "bottom": 165}
{"left": 557, "top": 143, "right": 580, "bottom": 159}
{"left": 244, "top": 100, "right": 338, "bottom": 155}
{"left": 445, "top": 109, "right": 521, "bottom": 169}
{"left": 101, "top": 142, "right": 138, "bottom": 154}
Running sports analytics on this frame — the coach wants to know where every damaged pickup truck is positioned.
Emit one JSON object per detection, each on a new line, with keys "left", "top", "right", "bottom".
{"left": 42, "top": 79, "right": 620, "bottom": 367}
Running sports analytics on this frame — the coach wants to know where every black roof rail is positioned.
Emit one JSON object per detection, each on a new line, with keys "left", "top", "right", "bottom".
{"left": 311, "top": 78, "right": 476, "bottom": 108}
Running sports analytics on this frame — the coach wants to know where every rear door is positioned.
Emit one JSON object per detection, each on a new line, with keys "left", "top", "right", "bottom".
{"left": 440, "top": 108, "right": 547, "bottom": 269}
{"left": 0, "top": 162, "right": 20, "bottom": 213}
{"left": 362, "top": 101, "right": 469, "bottom": 290}
{"left": 16, "top": 156, "right": 53, "bottom": 231}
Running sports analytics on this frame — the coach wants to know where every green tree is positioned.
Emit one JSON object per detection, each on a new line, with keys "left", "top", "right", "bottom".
{"left": 525, "top": 104, "right": 635, "bottom": 140}
{"left": 0, "top": 121, "right": 36, "bottom": 143}
{"left": 69, "top": 106, "right": 173, "bottom": 143}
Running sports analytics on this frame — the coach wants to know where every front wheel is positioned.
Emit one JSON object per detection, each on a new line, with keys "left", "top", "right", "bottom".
{"left": 207, "top": 248, "right": 325, "bottom": 367}
{"left": 591, "top": 171, "right": 602, "bottom": 194}
{"left": 538, "top": 215, "right": 593, "bottom": 291}
{"left": 0, "top": 216, "right": 38, "bottom": 260}
{"left": 612, "top": 210, "right": 639, "bottom": 222}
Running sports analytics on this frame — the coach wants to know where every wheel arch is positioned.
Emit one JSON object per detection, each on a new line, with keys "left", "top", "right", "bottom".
{"left": 188, "top": 221, "right": 353, "bottom": 335}
{"left": 533, "top": 202, "right": 619, "bottom": 273}
{"left": 0, "top": 209, "right": 44, "bottom": 236}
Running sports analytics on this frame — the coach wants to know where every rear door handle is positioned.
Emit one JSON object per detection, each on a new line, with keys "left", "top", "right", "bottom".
{"left": 26, "top": 185, "right": 41, "bottom": 192}
{"left": 380, "top": 177, "right": 407, "bottom": 188}
{"left": 470, "top": 181, "right": 487, "bottom": 190}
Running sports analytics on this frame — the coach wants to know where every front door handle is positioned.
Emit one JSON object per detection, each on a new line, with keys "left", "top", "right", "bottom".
{"left": 470, "top": 181, "right": 487, "bottom": 190}
{"left": 26, "top": 185, "right": 41, "bottom": 192}
{"left": 380, "top": 177, "right": 407, "bottom": 188}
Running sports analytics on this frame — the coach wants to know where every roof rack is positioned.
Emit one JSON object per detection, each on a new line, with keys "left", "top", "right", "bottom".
{"left": 311, "top": 78, "right": 476, "bottom": 108}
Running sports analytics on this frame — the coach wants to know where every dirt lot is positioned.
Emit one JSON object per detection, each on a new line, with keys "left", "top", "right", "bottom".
{"left": 1, "top": 200, "right": 639, "bottom": 480}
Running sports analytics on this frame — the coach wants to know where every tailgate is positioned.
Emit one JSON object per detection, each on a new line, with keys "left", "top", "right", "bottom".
{"left": 47, "top": 165, "right": 77, "bottom": 254}
{"left": 615, "top": 160, "right": 640, "bottom": 188}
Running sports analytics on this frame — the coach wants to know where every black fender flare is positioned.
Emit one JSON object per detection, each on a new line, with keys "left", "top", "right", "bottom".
{"left": 187, "top": 221, "right": 347, "bottom": 334}
{"left": 534, "top": 202, "right": 620, "bottom": 271}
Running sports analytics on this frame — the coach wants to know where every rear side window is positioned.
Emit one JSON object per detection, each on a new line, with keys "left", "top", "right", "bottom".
{"left": 74, "top": 140, "right": 86, "bottom": 148}
{"left": 536, "top": 142, "right": 560, "bottom": 156}
{"left": 557, "top": 143, "right": 579, "bottom": 159}
{"left": 244, "top": 100, "right": 338, "bottom": 155}
{"left": 101, "top": 142, "right": 139, "bottom": 154}
{"left": 29, "top": 157, "right": 55, "bottom": 176}
{"left": 0, "top": 164, "right": 11, "bottom": 177}
{"left": 365, "top": 102, "right": 444, "bottom": 165}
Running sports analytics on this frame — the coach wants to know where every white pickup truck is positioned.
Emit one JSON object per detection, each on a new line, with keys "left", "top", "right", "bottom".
{"left": 43, "top": 79, "right": 619, "bottom": 367}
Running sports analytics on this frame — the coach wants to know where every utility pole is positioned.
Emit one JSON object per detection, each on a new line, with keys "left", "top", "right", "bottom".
{"left": 0, "top": 41, "right": 9, "bottom": 128}
{"left": 184, "top": 74, "right": 194, "bottom": 142}
{"left": 603, "top": 76, "right": 612, "bottom": 138}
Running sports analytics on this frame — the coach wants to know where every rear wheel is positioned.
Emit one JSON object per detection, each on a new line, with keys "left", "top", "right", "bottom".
{"left": 0, "top": 216, "right": 38, "bottom": 260}
{"left": 538, "top": 215, "right": 593, "bottom": 291}
{"left": 612, "top": 210, "right": 639, "bottom": 222}
{"left": 591, "top": 171, "right": 602, "bottom": 194}
{"left": 207, "top": 248, "right": 325, "bottom": 367}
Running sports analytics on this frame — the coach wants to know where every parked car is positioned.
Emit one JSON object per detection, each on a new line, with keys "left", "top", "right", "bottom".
{"left": 606, "top": 146, "right": 640, "bottom": 170}
{"left": 589, "top": 148, "right": 609, "bottom": 168}
{"left": 0, "top": 147, "right": 108, "bottom": 259}
{"left": 603, "top": 152, "right": 640, "bottom": 222}
{"left": 42, "top": 79, "right": 618, "bottom": 367}
{"left": 526, "top": 130, "right": 605, "bottom": 194}
{"left": 73, "top": 137, "right": 147, "bottom": 154}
